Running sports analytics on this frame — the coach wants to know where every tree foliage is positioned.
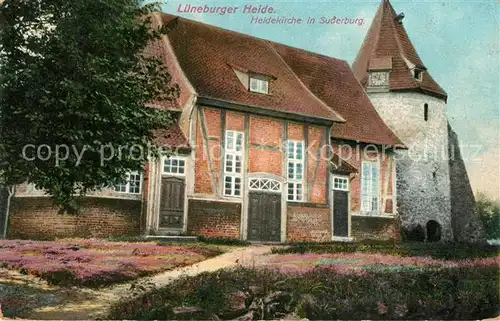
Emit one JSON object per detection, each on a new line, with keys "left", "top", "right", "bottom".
{"left": 0, "top": 0, "right": 179, "bottom": 211}
{"left": 476, "top": 192, "right": 500, "bottom": 240}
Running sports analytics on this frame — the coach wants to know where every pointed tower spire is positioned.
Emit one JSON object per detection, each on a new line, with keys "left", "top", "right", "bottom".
{"left": 353, "top": 0, "right": 447, "bottom": 100}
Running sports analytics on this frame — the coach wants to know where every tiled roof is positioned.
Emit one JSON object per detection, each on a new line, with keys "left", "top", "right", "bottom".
{"left": 160, "top": 13, "right": 344, "bottom": 123}
{"left": 146, "top": 100, "right": 180, "bottom": 111}
{"left": 272, "top": 43, "right": 403, "bottom": 146}
{"left": 153, "top": 124, "right": 190, "bottom": 150}
{"left": 145, "top": 34, "right": 183, "bottom": 111}
{"left": 331, "top": 154, "right": 358, "bottom": 174}
{"left": 352, "top": 0, "right": 447, "bottom": 99}
{"left": 156, "top": 13, "right": 402, "bottom": 146}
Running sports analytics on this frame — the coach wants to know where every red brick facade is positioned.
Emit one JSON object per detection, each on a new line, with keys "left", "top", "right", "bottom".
{"left": 194, "top": 107, "right": 330, "bottom": 200}
{"left": 8, "top": 197, "right": 141, "bottom": 239}
{"left": 187, "top": 199, "right": 241, "bottom": 239}
{"left": 287, "top": 205, "right": 331, "bottom": 242}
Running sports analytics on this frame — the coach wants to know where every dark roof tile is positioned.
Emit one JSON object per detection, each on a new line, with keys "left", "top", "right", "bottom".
{"left": 160, "top": 13, "right": 344, "bottom": 123}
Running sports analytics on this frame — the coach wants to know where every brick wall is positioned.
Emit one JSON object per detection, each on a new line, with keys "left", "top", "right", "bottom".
{"left": 8, "top": 197, "right": 142, "bottom": 239}
{"left": 187, "top": 199, "right": 241, "bottom": 239}
{"left": 307, "top": 126, "right": 327, "bottom": 204}
{"left": 351, "top": 215, "right": 400, "bottom": 241}
{"left": 248, "top": 116, "right": 283, "bottom": 176}
{"left": 287, "top": 205, "right": 331, "bottom": 242}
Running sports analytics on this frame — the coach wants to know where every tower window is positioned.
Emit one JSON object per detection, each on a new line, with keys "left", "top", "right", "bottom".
{"left": 424, "top": 103, "right": 429, "bottom": 121}
{"left": 413, "top": 68, "right": 423, "bottom": 81}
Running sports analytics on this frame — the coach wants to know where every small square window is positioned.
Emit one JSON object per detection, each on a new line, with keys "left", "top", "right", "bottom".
{"left": 333, "top": 177, "right": 348, "bottom": 191}
{"left": 115, "top": 172, "right": 142, "bottom": 194}
{"left": 249, "top": 77, "right": 269, "bottom": 94}
{"left": 163, "top": 157, "right": 186, "bottom": 176}
{"left": 115, "top": 183, "right": 127, "bottom": 193}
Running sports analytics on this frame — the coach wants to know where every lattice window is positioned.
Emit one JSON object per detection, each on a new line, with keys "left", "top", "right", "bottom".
{"left": 249, "top": 77, "right": 269, "bottom": 94}
{"left": 115, "top": 172, "right": 142, "bottom": 194}
{"left": 224, "top": 130, "right": 244, "bottom": 197}
{"left": 249, "top": 178, "right": 281, "bottom": 192}
{"left": 361, "top": 162, "right": 379, "bottom": 212}
{"left": 163, "top": 156, "right": 186, "bottom": 176}
{"left": 286, "top": 140, "right": 304, "bottom": 201}
{"left": 333, "top": 176, "right": 349, "bottom": 191}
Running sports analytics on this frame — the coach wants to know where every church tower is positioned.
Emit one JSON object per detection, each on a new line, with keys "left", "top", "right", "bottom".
{"left": 353, "top": 0, "right": 453, "bottom": 240}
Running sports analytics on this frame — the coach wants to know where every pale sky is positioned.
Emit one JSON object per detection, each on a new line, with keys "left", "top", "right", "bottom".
{"left": 161, "top": 0, "right": 500, "bottom": 199}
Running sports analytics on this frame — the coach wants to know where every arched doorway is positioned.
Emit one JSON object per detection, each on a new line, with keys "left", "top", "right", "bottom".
{"left": 426, "top": 220, "right": 442, "bottom": 242}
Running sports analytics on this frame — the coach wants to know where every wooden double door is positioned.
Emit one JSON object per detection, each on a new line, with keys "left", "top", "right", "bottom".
{"left": 247, "top": 192, "right": 281, "bottom": 242}
{"left": 159, "top": 177, "right": 185, "bottom": 229}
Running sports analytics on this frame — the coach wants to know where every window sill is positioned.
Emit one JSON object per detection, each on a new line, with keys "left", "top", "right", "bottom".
{"left": 352, "top": 212, "right": 396, "bottom": 218}
{"left": 332, "top": 236, "right": 355, "bottom": 242}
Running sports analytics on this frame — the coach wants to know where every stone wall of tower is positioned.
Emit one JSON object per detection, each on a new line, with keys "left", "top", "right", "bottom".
{"left": 369, "top": 92, "right": 453, "bottom": 240}
{"left": 448, "top": 124, "right": 486, "bottom": 242}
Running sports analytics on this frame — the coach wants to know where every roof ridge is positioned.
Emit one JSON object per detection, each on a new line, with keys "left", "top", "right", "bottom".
{"left": 268, "top": 41, "right": 348, "bottom": 65}
{"left": 383, "top": 1, "right": 419, "bottom": 88}
{"left": 265, "top": 41, "right": 346, "bottom": 123}
{"left": 159, "top": 12, "right": 347, "bottom": 64}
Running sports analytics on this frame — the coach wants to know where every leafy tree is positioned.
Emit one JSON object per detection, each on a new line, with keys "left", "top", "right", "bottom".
{"left": 0, "top": 0, "right": 179, "bottom": 212}
{"left": 476, "top": 192, "right": 500, "bottom": 240}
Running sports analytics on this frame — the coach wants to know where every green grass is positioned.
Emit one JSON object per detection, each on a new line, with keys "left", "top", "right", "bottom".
{"left": 272, "top": 241, "right": 499, "bottom": 260}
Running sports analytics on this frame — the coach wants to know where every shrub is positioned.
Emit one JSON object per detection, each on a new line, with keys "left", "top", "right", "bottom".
{"left": 476, "top": 193, "right": 500, "bottom": 240}
{"left": 271, "top": 241, "right": 499, "bottom": 260}
{"left": 401, "top": 225, "right": 426, "bottom": 242}
{"left": 0, "top": 239, "right": 223, "bottom": 287}
{"left": 197, "top": 236, "right": 250, "bottom": 246}
{"left": 109, "top": 266, "right": 499, "bottom": 320}
{"left": 106, "top": 236, "right": 150, "bottom": 243}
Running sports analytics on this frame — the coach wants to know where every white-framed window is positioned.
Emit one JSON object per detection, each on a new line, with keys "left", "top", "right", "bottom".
{"left": 286, "top": 140, "right": 304, "bottom": 202}
{"left": 163, "top": 156, "right": 186, "bottom": 176}
{"left": 115, "top": 172, "right": 142, "bottom": 194}
{"left": 333, "top": 176, "right": 349, "bottom": 191}
{"left": 224, "top": 130, "right": 244, "bottom": 197}
{"left": 361, "top": 162, "right": 379, "bottom": 212}
{"left": 249, "top": 178, "right": 281, "bottom": 192}
{"left": 249, "top": 77, "right": 269, "bottom": 94}
{"left": 27, "top": 183, "right": 43, "bottom": 192}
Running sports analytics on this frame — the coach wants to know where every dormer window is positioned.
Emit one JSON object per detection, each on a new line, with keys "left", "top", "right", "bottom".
{"left": 249, "top": 76, "right": 269, "bottom": 94}
{"left": 413, "top": 68, "right": 423, "bottom": 81}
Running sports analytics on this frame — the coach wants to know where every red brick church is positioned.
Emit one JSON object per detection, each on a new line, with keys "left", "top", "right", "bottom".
{"left": 3, "top": 0, "right": 483, "bottom": 243}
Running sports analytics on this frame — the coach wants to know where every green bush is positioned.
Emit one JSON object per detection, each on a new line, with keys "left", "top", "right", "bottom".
{"left": 401, "top": 225, "right": 426, "bottom": 242}
{"left": 271, "top": 241, "right": 499, "bottom": 260}
{"left": 106, "top": 236, "right": 150, "bottom": 243}
{"left": 477, "top": 193, "right": 500, "bottom": 240}
{"left": 197, "top": 236, "right": 250, "bottom": 246}
{"left": 109, "top": 266, "right": 499, "bottom": 320}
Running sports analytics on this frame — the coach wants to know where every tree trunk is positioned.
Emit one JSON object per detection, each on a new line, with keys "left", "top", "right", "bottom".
{"left": 2, "top": 185, "right": 15, "bottom": 239}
